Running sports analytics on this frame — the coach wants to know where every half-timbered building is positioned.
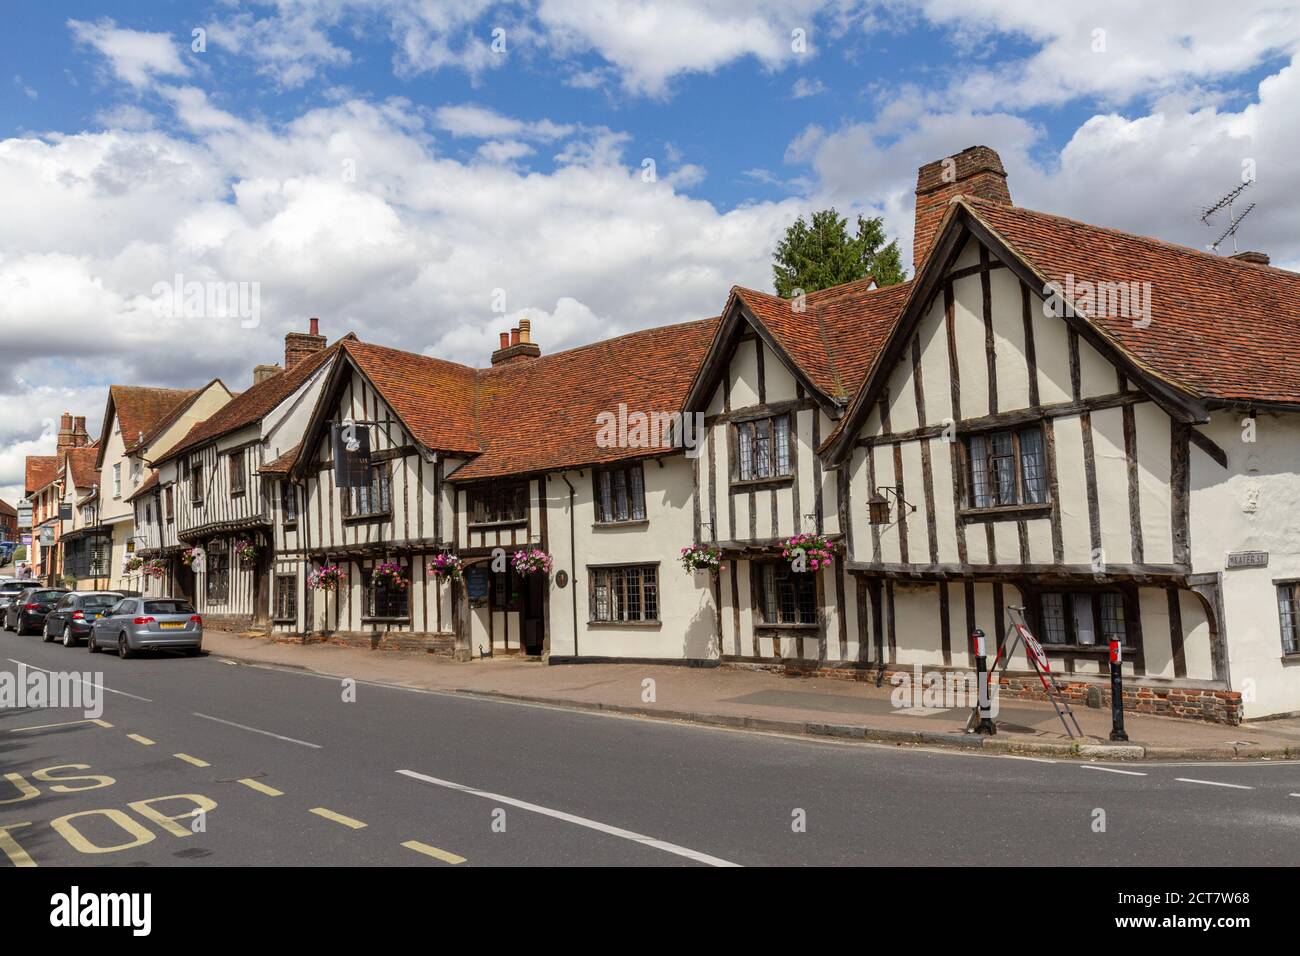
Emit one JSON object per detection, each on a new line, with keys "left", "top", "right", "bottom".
{"left": 280, "top": 318, "right": 719, "bottom": 661}
{"left": 820, "top": 146, "right": 1300, "bottom": 723}
{"left": 144, "top": 320, "right": 342, "bottom": 627}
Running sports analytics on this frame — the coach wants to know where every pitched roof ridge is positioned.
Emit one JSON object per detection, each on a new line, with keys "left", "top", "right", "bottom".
{"left": 962, "top": 195, "right": 1297, "bottom": 278}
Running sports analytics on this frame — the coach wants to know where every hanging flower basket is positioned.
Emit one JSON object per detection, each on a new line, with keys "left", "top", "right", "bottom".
{"left": 233, "top": 538, "right": 257, "bottom": 564}
{"left": 123, "top": 555, "right": 145, "bottom": 574}
{"left": 143, "top": 559, "right": 167, "bottom": 580}
{"left": 373, "top": 561, "right": 409, "bottom": 590}
{"left": 511, "top": 548, "right": 553, "bottom": 577}
{"left": 308, "top": 565, "right": 343, "bottom": 591}
{"left": 427, "top": 552, "right": 463, "bottom": 581}
{"left": 181, "top": 547, "right": 204, "bottom": 569}
{"left": 679, "top": 545, "right": 721, "bottom": 574}
{"left": 783, "top": 533, "right": 835, "bottom": 572}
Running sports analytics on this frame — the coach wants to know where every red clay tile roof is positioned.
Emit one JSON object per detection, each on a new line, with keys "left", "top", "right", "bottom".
{"left": 125, "top": 469, "right": 159, "bottom": 503}
{"left": 732, "top": 278, "right": 914, "bottom": 400}
{"left": 63, "top": 446, "right": 99, "bottom": 489}
{"left": 259, "top": 444, "right": 301, "bottom": 476}
{"left": 156, "top": 341, "right": 345, "bottom": 464}
{"left": 451, "top": 317, "right": 719, "bottom": 481}
{"left": 341, "top": 341, "right": 482, "bottom": 455}
{"left": 104, "top": 386, "right": 198, "bottom": 460}
{"left": 25, "top": 456, "right": 57, "bottom": 496}
{"left": 963, "top": 196, "right": 1300, "bottom": 405}
{"left": 0, "top": 498, "right": 15, "bottom": 518}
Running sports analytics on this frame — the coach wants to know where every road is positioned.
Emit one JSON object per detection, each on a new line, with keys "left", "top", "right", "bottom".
{"left": 1, "top": 628, "right": 1298, "bottom": 867}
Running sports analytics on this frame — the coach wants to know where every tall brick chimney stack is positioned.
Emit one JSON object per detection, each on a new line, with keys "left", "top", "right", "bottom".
{"left": 57, "top": 412, "right": 74, "bottom": 453}
{"left": 490, "top": 319, "right": 541, "bottom": 366}
{"left": 913, "top": 145, "right": 1011, "bottom": 271}
{"left": 285, "top": 317, "right": 326, "bottom": 372}
{"left": 71, "top": 416, "right": 89, "bottom": 448}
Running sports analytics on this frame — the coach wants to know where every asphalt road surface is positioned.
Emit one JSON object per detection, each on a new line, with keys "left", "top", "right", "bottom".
{"left": 2, "top": 629, "right": 1298, "bottom": 867}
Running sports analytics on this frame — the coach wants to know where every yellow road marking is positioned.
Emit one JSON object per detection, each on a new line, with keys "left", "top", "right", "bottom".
{"left": 309, "top": 807, "right": 366, "bottom": 829}
{"left": 173, "top": 753, "right": 210, "bottom": 768}
{"left": 401, "top": 840, "right": 466, "bottom": 864}
{"left": 8, "top": 718, "right": 111, "bottom": 733}
{"left": 238, "top": 778, "right": 283, "bottom": 797}
{"left": 0, "top": 823, "right": 36, "bottom": 867}
{"left": 127, "top": 734, "right": 155, "bottom": 746}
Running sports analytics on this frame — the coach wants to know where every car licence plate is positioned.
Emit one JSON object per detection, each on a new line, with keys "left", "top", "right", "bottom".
{"left": 159, "top": 622, "right": 184, "bottom": 629}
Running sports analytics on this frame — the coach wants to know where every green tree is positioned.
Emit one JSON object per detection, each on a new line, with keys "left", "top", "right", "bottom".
{"left": 772, "top": 209, "right": 906, "bottom": 298}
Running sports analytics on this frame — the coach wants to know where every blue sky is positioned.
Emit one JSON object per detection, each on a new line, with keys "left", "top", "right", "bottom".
{"left": 2, "top": 1, "right": 1300, "bottom": 502}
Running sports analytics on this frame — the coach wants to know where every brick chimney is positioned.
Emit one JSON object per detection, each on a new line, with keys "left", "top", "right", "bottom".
{"left": 71, "top": 416, "right": 89, "bottom": 448}
{"left": 57, "top": 412, "right": 74, "bottom": 452}
{"left": 914, "top": 145, "right": 1011, "bottom": 271}
{"left": 490, "top": 319, "right": 541, "bottom": 366}
{"left": 253, "top": 364, "right": 283, "bottom": 385}
{"left": 284, "top": 317, "right": 326, "bottom": 372}
{"left": 1230, "top": 250, "right": 1270, "bottom": 266}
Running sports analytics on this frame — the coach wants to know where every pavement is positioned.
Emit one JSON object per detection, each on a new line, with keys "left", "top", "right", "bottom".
{"left": 2, "top": 626, "right": 1299, "bottom": 867}
{"left": 198, "top": 628, "right": 1300, "bottom": 761}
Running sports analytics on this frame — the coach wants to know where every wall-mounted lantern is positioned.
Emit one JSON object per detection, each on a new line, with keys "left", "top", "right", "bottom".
{"left": 868, "top": 486, "right": 917, "bottom": 525}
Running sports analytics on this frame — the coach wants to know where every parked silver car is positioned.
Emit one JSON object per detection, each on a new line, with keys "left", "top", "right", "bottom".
{"left": 88, "top": 596, "right": 203, "bottom": 658}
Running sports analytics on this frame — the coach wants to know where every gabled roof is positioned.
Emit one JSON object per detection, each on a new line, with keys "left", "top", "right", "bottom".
{"left": 98, "top": 385, "right": 199, "bottom": 466}
{"left": 63, "top": 446, "right": 99, "bottom": 490}
{"left": 684, "top": 278, "right": 912, "bottom": 413}
{"left": 341, "top": 340, "right": 481, "bottom": 455}
{"left": 821, "top": 194, "right": 1300, "bottom": 463}
{"left": 25, "top": 456, "right": 57, "bottom": 496}
{"left": 0, "top": 499, "right": 15, "bottom": 518}
{"left": 156, "top": 340, "right": 348, "bottom": 464}
{"left": 455, "top": 317, "right": 719, "bottom": 481}
{"left": 295, "top": 319, "right": 720, "bottom": 484}
{"left": 961, "top": 195, "right": 1300, "bottom": 407}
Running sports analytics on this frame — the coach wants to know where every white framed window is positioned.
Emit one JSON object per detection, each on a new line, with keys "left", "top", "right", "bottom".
{"left": 112, "top": 463, "right": 122, "bottom": 498}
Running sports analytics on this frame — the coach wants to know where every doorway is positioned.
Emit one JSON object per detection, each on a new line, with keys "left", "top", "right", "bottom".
{"left": 521, "top": 573, "right": 546, "bottom": 656}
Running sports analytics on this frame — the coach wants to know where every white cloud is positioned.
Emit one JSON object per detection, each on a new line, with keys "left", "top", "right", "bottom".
{"left": 791, "top": 76, "right": 826, "bottom": 98}
{"left": 0, "top": 91, "right": 806, "bottom": 502}
{"left": 67, "top": 18, "right": 190, "bottom": 89}
{"left": 434, "top": 104, "right": 573, "bottom": 141}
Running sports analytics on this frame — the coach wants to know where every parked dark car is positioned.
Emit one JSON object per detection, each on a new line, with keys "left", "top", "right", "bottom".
{"left": 89, "top": 596, "right": 203, "bottom": 658}
{"left": 42, "top": 591, "right": 124, "bottom": 647}
{"left": 3, "top": 587, "right": 70, "bottom": 635}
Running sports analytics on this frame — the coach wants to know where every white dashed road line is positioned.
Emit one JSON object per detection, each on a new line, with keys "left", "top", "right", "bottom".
{"left": 192, "top": 712, "right": 322, "bottom": 749}
{"left": 1175, "top": 777, "right": 1253, "bottom": 790}
{"left": 397, "top": 768, "right": 740, "bottom": 868}
{"left": 1081, "top": 765, "right": 1146, "bottom": 776}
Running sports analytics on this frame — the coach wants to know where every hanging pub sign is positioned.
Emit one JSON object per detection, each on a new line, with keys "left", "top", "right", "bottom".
{"left": 331, "top": 421, "right": 372, "bottom": 489}
{"left": 59, "top": 503, "right": 73, "bottom": 521}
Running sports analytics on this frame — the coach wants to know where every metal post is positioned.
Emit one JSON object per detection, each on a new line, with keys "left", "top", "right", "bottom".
{"left": 972, "top": 627, "right": 996, "bottom": 735}
{"left": 1108, "top": 639, "right": 1129, "bottom": 742}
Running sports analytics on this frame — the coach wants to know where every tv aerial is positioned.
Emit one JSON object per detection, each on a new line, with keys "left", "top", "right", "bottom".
{"left": 1200, "top": 180, "right": 1255, "bottom": 254}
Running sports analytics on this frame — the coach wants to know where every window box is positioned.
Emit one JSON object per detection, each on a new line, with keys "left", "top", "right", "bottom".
{"left": 592, "top": 518, "right": 649, "bottom": 530}
{"left": 958, "top": 501, "right": 1052, "bottom": 523}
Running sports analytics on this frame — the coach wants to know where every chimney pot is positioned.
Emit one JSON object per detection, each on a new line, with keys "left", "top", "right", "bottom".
{"left": 499, "top": 331, "right": 510, "bottom": 349}
{"left": 309, "top": 316, "right": 319, "bottom": 335}
{"left": 510, "top": 327, "right": 521, "bottom": 346}
{"left": 519, "top": 318, "right": 531, "bottom": 344}
{"left": 913, "top": 145, "right": 1011, "bottom": 271}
